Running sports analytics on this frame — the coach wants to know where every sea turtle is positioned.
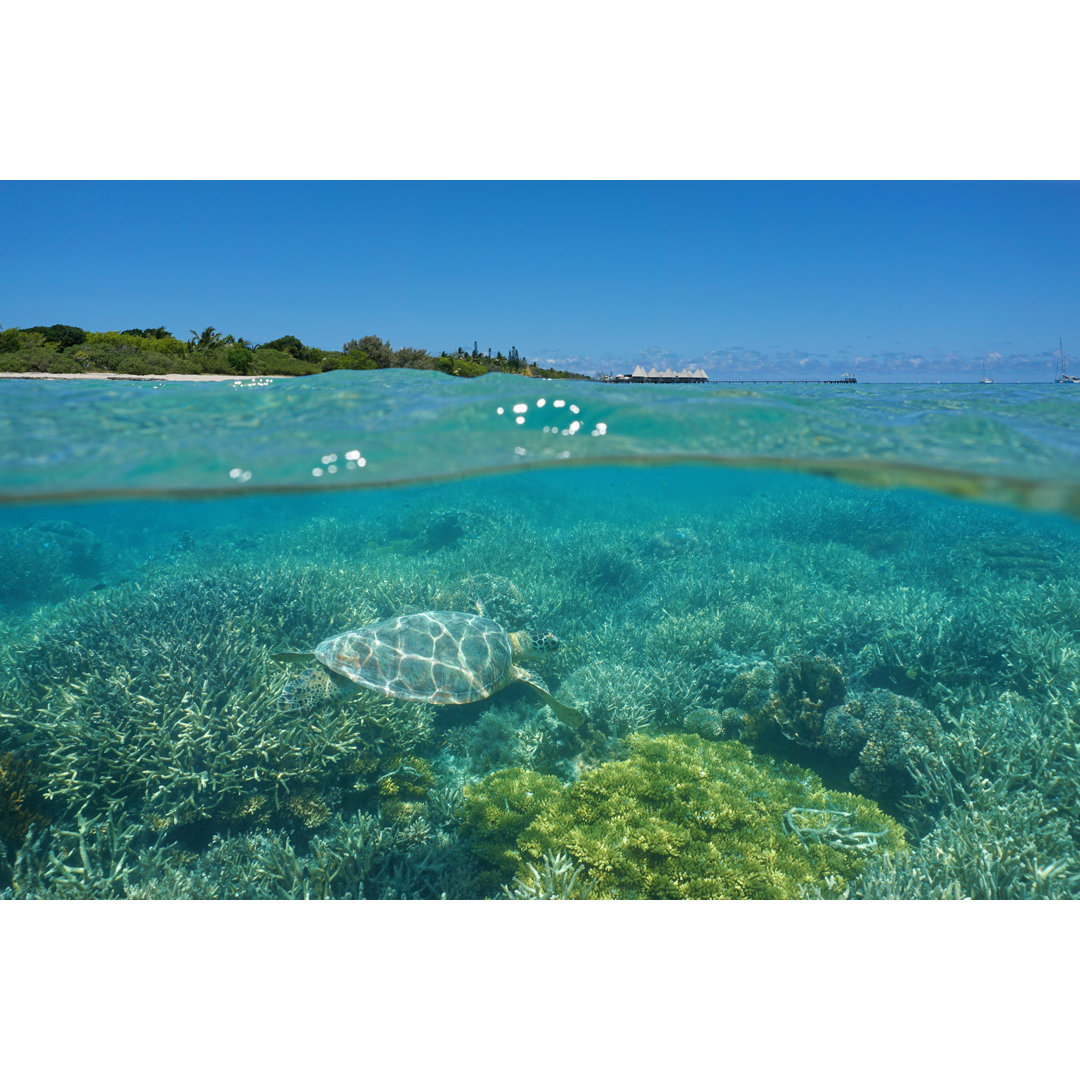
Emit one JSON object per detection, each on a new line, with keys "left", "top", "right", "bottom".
{"left": 273, "top": 610, "right": 583, "bottom": 727}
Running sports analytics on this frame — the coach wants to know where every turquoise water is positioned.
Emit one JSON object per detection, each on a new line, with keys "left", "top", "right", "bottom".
{"left": 1, "top": 371, "right": 1078, "bottom": 898}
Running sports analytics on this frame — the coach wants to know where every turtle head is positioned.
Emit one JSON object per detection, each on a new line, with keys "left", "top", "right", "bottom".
{"left": 509, "top": 629, "right": 559, "bottom": 660}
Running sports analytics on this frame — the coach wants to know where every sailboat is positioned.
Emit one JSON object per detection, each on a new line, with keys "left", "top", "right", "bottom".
{"left": 1056, "top": 339, "right": 1080, "bottom": 384}
{"left": 980, "top": 357, "right": 993, "bottom": 384}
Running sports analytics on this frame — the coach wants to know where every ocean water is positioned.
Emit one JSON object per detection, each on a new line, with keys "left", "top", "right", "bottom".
{"left": 1, "top": 370, "right": 1078, "bottom": 898}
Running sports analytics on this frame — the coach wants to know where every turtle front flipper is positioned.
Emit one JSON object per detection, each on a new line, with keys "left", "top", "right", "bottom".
{"left": 278, "top": 665, "right": 356, "bottom": 713}
{"left": 514, "top": 667, "right": 585, "bottom": 728}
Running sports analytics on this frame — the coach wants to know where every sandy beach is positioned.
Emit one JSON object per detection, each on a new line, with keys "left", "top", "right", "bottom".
{"left": 0, "top": 372, "right": 280, "bottom": 381}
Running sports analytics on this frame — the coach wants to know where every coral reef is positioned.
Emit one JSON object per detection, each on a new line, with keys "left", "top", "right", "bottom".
{"left": 2, "top": 472, "right": 1077, "bottom": 900}
{"left": 392, "top": 506, "right": 486, "bottom": 553}
{"left": 821, "top": 689, "right": 946, "bottom": 801}
{"left": 824, "top": 788, "right": 1079, "bottom": 899}
{"left": 951, "top": 532, "right": 1071, "bottom": 580}
{"left": 0, "top": 564, "right": 434, "bottom": 832}
{"left": 432, "top": 573, "right": 535, "bottom": 629}
{"left": 772, "top": 654, "right": 847, "bottom": 739}
{"left": 565, "top": 526, "right": 644, "bottom": 599}
{"left": 5, "top": 810, "right": 174, "bottom": 899}
{"left": 0, "top": 753, "right": 52, "bottom": 887}
{"left": 501, "top": 850, "right": 595, "bottom": 900}
{"left": 0, "top": 520, "right": 104, "bottom": 605}
{"left": 461, "top": 734, "right": 905, "bottom": 899}
{"left": 702, "top": 652, "right": 847, "bottom": 749}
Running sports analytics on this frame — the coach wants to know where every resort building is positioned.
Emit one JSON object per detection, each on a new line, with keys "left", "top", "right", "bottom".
{"left": 601, "top": 365, "right": 710, "bottom": 383}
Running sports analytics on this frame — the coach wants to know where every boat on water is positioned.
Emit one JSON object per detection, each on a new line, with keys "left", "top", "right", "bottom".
{"left": 1057, "top": 339, "right": 1080, "bottom": 384}
{"left": 980, "top": 357, "right": 993, "bottom": 384}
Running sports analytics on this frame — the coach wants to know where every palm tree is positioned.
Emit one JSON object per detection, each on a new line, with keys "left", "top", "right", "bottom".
{"left": 188, "top": 326, "right": 223, "bottom": 350}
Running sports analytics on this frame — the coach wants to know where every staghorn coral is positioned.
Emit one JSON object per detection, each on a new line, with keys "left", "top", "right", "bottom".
{"left": 565, "top": 527, "right": 644, "bottom": 599}
{"left": 0, "top": 563, "right": 434, "bottom": 832}
{"left": 5, "top": 809, "right": 176, "bottom": 899}
{"left": 0, "top": 752, "right": 53, "bottom": 886}
{"left": 393, "top": 506, "right": 487, "bottom": 553}
{"left": 813, "top": 688, "right": 1080, "bottom": 899}
{"left": 820, "top": 789, "right": 1079, "bottom": 900}
{"left": 643, "top": 526, "right": 704, "bottom": 562}
{"left": 501, "top": 850, "right": 595, "bottom": 900}
{"left": 951, "top": 532, "right": 1070, "bottom": 580}
{"left": 434, "top": 699, "right": 571, "bottom": 782}
{"left": 461, "top": 733, "right": 905, "bottom": 899}
{"left": 2, "top": 470, "right": 1078, "bottom": 900}
{"left": 431, "top": 572, "right": 536, "bottom": 630}
{"left": 123, "top": 809, "right": 479, "bottom": 900}
{"left": 0, "top": 520, "right": 104, "bottom": 605}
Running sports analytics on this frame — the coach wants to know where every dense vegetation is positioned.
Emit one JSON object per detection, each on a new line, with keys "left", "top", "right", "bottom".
{"left": 0, "top": 324, "right": 586, "bottom": 380}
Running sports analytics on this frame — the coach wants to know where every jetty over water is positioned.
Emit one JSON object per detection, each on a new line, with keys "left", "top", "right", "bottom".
{"left": 597, "top": 366, "right": 857, "bottom": 385}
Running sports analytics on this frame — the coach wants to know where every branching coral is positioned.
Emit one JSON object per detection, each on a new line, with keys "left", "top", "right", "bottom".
{"left": 123, "top": 810, "right": 477, "bottom": 900}
{"left": 821, "top": 690, "right": 1080, "bottom": 898}
{"left": 432, "top": 573, "right": 535, "bottom": 630}
{"left": 0, "top": 519, "right": 104, "bottom": 605}
{"left": 0, "top": 564, "right": 434, "bottom": 832}
{"left": 461, "top": 734, "right": 905, "bottom": 899}
{"left": 0, "top": 752, "right": 52, "bottom": 852}
{"left": 6, "top": 810, "right": 175, "bottom": 899}
{"left": 1, "top": 471, "right": 1076, "bottom": 901}
{"left": 820, "top": 789, "right": 1079, "bottom": 900}
{"left": 565, "top": 526, "right": 645, "bottom": 599}
{"left": 501, "top": 850, "right": 595, "bottom": 900}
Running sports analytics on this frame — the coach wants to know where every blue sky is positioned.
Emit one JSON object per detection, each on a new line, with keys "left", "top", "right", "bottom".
{"left": 2, "top": 180, "right": 1077, "bottom": 382}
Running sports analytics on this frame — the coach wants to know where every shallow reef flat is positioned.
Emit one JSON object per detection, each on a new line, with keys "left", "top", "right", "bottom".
{"left": 1, "top": 468, "right": 1078, "bottom": 898}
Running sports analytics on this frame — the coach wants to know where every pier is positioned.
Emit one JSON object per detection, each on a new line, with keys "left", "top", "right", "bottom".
{"left": 706, "top": 376, "right": 857, "bottom": 384}
{"left": 596, "top": 367, "right": 857, "bottom": 385}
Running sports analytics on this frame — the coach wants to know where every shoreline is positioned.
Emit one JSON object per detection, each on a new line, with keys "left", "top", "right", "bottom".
{"left": 0, "top": 372, "right": 280, "bottom": 382}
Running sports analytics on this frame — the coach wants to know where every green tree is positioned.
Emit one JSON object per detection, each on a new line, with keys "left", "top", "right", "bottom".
{"left": 120, "top": 327, "right": 176, "bottom": 342}
{"left": 188, "top": 327, "right": 223, "bottom": 350}
{"left": 329, "top": 350, "right": 377, "bottom": 371}
{"left": 392, "top": 346, "right": 433, "bottom": 370}
{"left": 343, "top": 335, "right": 393, "bottom": 368}
{"left": 261, "top": 335, "right": 306, "bottom": 358}
{"left": 225, "top": 345, "right": 255, "bottom": 375}
{"left": 24, "top": 324, "right": 86, "bottom": 351}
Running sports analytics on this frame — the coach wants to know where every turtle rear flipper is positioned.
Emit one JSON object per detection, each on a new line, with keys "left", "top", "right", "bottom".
{"left": 515, "top": 668, "right": 584, "bottom": 728}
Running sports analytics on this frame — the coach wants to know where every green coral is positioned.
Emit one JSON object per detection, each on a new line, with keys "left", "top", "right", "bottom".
{"left": 462, "top": 733, "right": 906, "bottom": 899}
{"left": 458, "top": 769, "right": 565, "bottom": 893}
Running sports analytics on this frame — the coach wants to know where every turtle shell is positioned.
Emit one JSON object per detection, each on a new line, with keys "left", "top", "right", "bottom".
{"left": 315, "top": 611, "right": 515, "bottom": 705}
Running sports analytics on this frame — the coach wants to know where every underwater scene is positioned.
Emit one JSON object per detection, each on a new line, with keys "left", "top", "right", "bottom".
{"left": 2, "top": 371, "right": 1079, "bottom": 899}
